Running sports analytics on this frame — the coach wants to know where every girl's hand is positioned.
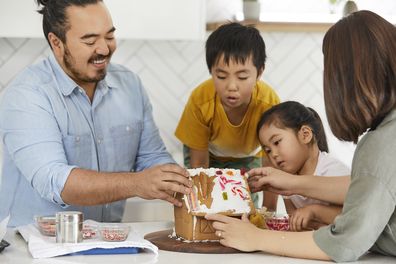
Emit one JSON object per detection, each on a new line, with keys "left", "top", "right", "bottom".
{"left": 289, "top": 205, "right": 316, "bottom": 231}
{"left": 205, "top": 213, "right": 261, "bottom": 252}
{"left": 247, "top": 167, "right": 296, "bottom": 196}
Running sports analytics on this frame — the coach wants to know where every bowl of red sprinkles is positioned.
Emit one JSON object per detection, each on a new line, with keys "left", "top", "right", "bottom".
{"left": 265, "top": 214, "right": 290, "bottom": 231}
{"left": 99, "top": 223, "right": 130, "bottom": 242}
{"left": 82, "top": 223, "right": 98, "bottom": 239}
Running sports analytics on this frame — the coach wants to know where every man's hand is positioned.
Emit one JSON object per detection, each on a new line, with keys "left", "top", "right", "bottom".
{"left": 134, "top": 164, "right": 192, "bottom": 206}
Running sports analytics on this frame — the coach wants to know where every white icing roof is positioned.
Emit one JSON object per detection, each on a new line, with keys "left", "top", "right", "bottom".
{"left": 185, "top": 168, "right": 252, "bottom": 214}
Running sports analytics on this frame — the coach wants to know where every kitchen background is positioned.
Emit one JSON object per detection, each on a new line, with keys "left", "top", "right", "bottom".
{"left": 0, "top": 0, "right": 395, "bottom": 221}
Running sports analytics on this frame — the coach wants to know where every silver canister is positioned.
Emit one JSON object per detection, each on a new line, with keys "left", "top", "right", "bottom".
{"left": 56, "top": 211, "right": 83, "bottom": 243}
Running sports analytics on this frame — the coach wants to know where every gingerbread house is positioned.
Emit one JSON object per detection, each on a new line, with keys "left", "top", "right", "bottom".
{"left": 174, "top": 168, "right": 255, "bottom": 241}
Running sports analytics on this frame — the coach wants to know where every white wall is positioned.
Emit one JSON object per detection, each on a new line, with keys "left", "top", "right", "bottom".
{"left": 0, "top": 0, "right": 206, "bottom": 40}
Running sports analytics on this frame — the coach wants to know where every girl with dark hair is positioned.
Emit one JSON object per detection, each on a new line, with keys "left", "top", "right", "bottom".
{"left": 206, "top": 11, "right": 396, "bottom": 262}
{"left": 255, "top": 101, "right": 349, "bottom": 231}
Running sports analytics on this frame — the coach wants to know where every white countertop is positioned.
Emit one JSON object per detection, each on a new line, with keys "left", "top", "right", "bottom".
{"left": 0, "top": 221, "right": 394, "bottom": 264}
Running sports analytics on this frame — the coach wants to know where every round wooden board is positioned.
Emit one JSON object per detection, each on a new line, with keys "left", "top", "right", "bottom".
{"left": 144, "top": 229, "right": 241, "bottom": 254}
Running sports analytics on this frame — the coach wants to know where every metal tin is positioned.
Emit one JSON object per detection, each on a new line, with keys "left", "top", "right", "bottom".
{"left": 55, "top": 211, "right": 83, "bottom": 243}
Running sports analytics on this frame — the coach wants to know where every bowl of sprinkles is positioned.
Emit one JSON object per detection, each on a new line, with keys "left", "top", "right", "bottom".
{"left": 265, "top": 214, "right": 289, "bottom": 231}
{"left": 82, "top": 223, "right": 98, "bottom": 239}
{"left": 99, "top": 223, "right": 130, "bottom": 242}
{"left": 35, "top": 215, "right": 56, "bottom": 236}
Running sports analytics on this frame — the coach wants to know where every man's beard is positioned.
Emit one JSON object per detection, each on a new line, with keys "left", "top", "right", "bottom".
{"left": 63, "top": 45, "right": 109, "bottom": 84}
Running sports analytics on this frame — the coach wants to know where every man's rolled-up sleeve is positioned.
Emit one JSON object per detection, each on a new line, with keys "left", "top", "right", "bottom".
{"left": 0, "top": 85, "right": 76, "bottom": 206}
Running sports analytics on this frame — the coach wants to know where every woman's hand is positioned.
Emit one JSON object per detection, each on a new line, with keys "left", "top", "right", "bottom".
{"left": 205, "top": 213, "right": 261, "bottom": 252}
{"left": 247, "top": 167, "right": 296, "bottom": 195}
{"left": 206, "top": 212, "right": 331, "bottom": 261}
{"left": 248, "top": 168, "right": 350, "bottom": 205}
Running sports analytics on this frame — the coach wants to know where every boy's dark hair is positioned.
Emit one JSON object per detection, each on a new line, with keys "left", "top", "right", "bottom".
{"left": 257, "top": 101, "right": 329, "bottom": 152}
{"left": 36, "top": 0, "right": 102, "bottom": 47}
{"left": 206, "top": 22, "right": 266, "bottom": 76}
{"left": 323, "top": 11, "right": 396, "bottom": 143}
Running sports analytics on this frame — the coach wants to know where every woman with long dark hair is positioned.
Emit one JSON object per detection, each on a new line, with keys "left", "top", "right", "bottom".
{"left": 206, "top": 10, "right": 396, "bottom": 262}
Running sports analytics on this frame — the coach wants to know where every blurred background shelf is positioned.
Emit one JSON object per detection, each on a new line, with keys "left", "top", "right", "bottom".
{"left": 207, "top": 20, "right": 333, "bottom": 32}
{"left": 0, "top": 0, "right": 206, "bottom": 40}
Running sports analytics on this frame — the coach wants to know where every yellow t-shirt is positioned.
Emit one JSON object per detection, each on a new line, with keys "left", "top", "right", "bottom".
{"left": 175, "top": 79, "right": 280, "bottom": 160}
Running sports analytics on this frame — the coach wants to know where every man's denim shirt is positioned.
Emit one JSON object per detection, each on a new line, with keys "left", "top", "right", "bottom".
{"left": 0, "top": 54, "right": 174, "bottom": 226}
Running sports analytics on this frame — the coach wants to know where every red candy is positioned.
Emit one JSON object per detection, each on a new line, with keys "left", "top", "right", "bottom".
{"left": 82, "top": 227, "right": 97, "bottom": 239}
{"left": 101, "top": 229, "right": 128, "bottom": 241}
{"left": 99, "top": 224, "right": 130, "bottom": 242}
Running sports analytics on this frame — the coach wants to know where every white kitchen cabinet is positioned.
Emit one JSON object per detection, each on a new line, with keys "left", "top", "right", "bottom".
{"left": 0, "top": 0, "right": 206, "bottom": 40}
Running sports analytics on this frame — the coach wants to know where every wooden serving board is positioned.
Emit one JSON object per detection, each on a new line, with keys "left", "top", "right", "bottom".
{"left": 144, "top": 229, "right": 241, "bottom": 254}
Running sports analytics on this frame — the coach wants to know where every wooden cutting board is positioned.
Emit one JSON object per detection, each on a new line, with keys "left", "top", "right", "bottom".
{"left": 144, "top": 229, "right": 241, "bottom": 254}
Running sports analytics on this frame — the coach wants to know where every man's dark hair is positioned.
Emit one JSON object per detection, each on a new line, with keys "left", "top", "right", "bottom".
{"left": 206, "top": 22, "right": 266, "bottom": 76}
{"left": 36, "top": 0, "right": 102, "bottom": 46}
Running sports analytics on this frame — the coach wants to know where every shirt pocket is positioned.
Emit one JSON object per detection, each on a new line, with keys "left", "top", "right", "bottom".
{"left": 109, "top": 123, "right": 143, "bottom": 171}
{"left": 62, "top": 134, "right": 93, "bottom": 169}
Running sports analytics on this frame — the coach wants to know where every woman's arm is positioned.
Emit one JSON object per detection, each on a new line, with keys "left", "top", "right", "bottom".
{"left": 257, "top": 229, "right": 330, "bottom": 260}
{"left": 294, "top": 176, "right": 350, "bottom": 205}
{"left": 248, "top": 167, "right": 350, "bottom": 205}
{"left": 310, "top": 204, "right": 342, "bottom": 225}
{"left": 205, "top": 213, "right": 331, "bottom": 261}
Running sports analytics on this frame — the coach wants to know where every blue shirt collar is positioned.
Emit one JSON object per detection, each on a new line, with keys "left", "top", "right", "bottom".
{"left": 48, "top": 53, "right": 117, "bottom": 96}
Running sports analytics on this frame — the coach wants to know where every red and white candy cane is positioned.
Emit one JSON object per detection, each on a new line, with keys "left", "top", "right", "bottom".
{"left": 231, "top": 186, "right": 247, "bottom": 199}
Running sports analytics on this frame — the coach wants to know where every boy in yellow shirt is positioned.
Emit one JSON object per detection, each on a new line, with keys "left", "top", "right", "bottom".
{"left": 175, "top": 22, "right": 280, "bottom": 209}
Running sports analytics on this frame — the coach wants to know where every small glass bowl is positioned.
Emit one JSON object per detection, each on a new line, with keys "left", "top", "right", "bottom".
{"left": 257, "top": 207, "right": 276, "bottom": 218}
{"left": 35, "top": 215, "right": 56, "bottom": 236}
{"left": 99, "top": 223, "right": 130, "bottom": 242}
{"left": 82, "top": 223, "right": 98, "bottom": 239}
{"left": 265, "top": 214, "right": 290, "bottom": 231}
